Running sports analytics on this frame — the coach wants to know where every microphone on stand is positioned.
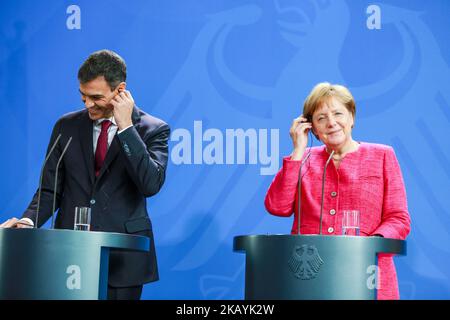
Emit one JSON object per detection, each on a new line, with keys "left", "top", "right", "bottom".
{"left": 319, "top": 150, "right": 335, "bottom": 235}
{"left": 296, "top": 151, "right": 312, "bottom": 235}
{"left": 35, "top": 134, "right": 62, "bottom": 229}
{"left": 51, "top": 137, "right": 73, "bottom": 229}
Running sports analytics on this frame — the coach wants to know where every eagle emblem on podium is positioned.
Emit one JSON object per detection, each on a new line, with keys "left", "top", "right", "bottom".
{"left": 288, "top": 244, "right": 324, "bottom": 280}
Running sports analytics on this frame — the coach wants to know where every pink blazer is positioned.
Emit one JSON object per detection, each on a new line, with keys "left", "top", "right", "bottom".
{"left": 264, "top": 142, "right": 411, "bottom": 299}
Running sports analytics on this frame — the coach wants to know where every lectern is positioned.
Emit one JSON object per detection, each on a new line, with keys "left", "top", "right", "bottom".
{"left": 0, "top": 228, "right": 149, "bottom": 300}
{"left": 234, "top": 235, "right": 406, "bottom": 300}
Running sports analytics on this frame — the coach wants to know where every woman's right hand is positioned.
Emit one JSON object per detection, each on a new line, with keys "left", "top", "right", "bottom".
{"left": 289, "top": 115, "right": 312, "bottom": 160}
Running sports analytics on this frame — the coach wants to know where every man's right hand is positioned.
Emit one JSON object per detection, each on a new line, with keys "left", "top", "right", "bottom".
{"left": 0, "top": 218, "right": 33, "bottom": 228}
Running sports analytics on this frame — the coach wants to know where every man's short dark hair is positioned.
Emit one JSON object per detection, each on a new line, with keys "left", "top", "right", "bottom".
{"left": 78, "top": 50, "right": 127, "bottom": 90}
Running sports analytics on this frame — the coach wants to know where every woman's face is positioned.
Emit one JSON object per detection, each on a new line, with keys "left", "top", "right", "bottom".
{"left": 312, "top": 97, "right": 354, "bottom": 150}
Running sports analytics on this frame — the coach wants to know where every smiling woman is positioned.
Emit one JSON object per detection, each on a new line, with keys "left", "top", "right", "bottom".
{"left": 302, "top": 83, "right": 358, "bottom": 169}
{"left": 264, "top": 82, "right": 411, "bottom": 300}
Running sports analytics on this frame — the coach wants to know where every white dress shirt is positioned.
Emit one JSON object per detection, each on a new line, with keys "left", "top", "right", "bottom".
{"left": 93, "top": 116, "right": 133, "bottom": 153}
{"left": 93, "top": 116, "right": 118, "bottom": 153}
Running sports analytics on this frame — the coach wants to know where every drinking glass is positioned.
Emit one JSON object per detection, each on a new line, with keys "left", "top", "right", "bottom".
{"left": 74, "top": 207, "right": 91, "bottom": 231}
{"left": 342, "top": 210, "right": 360, "bottom": 236}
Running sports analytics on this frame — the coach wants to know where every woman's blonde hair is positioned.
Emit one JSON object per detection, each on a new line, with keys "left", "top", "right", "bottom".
{"left": 303, "top": 82, "right": 356, "bottom": 122}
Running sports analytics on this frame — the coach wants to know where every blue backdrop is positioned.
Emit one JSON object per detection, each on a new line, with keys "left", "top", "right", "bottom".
{"left": 1, "top": 0, "right": 449, "bottom": 299}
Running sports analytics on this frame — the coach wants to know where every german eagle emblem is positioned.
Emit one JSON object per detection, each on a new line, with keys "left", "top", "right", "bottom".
{"left": 288, "top": 245, "right": 324, "bottom": 280}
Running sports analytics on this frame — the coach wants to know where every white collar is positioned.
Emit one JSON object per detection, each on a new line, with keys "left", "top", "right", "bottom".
{"left": 95, "top": 116, "right": 117, "bottom": 126}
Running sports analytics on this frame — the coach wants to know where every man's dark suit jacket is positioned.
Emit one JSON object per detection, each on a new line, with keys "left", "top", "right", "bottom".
{"left": 22, "top": 106, "right": 170, "bottom": 287}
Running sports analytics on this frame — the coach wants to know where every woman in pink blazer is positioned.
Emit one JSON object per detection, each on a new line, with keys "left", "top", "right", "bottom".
{"left": 265, "top": 82, "right": 411, "bottom": 300}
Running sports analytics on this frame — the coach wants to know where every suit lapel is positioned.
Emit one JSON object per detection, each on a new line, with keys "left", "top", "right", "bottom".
{"left": 95, "top": 106, "right": 142, "bottom": 181}
{"left": 96, "top": 107, "right": 141, "bottom": 180}
{"left": 79, "top": 112, "right": 95, "bottom": 185}
{"left": 130, "top": 106, "right": 141, "bottom": 127}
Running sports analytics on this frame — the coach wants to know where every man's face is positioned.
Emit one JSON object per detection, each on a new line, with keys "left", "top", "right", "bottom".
{"left": 79, "top": 76, "right": 121, "bottom": 120}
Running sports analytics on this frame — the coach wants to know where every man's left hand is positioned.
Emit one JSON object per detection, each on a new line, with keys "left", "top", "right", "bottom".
{"left": 0, "top": 217, "right": 33, "bottom": 228}
{"left": 110, "top": 90, "right": 134, "bottom": 130}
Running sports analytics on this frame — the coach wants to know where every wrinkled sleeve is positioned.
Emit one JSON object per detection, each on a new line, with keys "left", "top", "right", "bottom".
{"left": 371, "top": 147, "right": 411, "bottom": 239}
{"left": 117, "top": 123, "right": 170, "bottom": 197}
{"left": 264, "top": 156, "right": 302, "bottom": 217}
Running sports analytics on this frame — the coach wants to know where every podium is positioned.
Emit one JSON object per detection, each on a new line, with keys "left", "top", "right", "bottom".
{"left": 233, "top": 234, "right": 406, "bottom": 300}
{"left": 0, "top": 228, "right": 149, "bottom": 300}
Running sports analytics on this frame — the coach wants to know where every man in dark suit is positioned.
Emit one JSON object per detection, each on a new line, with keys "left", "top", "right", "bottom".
{"left": 0, "top": 50, "right": 169, "bottom": 300}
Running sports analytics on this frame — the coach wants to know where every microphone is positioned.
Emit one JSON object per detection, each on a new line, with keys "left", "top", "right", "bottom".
{"left": 51, "top": 137, "right": 73, "bottom": 229}
{"left": 296, "top": 151, "right": 312, "bottom": 235}
{"left": 35, "top": 134, "right": 62, "bottom": 228}
{"left": 319, "top": 150, "right": 335, "bottom": 235}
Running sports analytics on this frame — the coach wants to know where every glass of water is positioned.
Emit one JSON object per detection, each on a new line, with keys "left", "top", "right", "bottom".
{"left": 74, "top": 207, "right": 91, "bottom": 231}
{"left": 342, "top": 210, "right": 360, "bottom": 236}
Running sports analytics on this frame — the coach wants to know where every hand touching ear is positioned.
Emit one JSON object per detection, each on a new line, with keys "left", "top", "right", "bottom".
{"left": 289, "top": 115, "right": 312, "bottom": 160}
{"left": 110, "top": 90, "right": 134, "bottom": 130}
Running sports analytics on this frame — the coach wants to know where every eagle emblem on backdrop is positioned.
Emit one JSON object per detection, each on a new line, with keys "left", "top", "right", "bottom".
{"left": 288, "top": 245, "right": 324, "bottom": 280}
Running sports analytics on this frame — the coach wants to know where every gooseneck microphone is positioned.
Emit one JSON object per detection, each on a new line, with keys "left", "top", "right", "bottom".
{"left": 296, "top": 151, "right": 312, "bottom": 235}
{"left": 319, "top": 150, "right": 335, "bottom": 235}
{"left": 35, "top": 134, "right": 62, "bottom": 229}
{"left": 51, "top": 137, "right": 73, "bottom": 229}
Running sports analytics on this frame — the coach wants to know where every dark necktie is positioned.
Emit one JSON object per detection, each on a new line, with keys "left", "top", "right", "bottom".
{"left": 95, "top": 120, "right": 112, "bottom": 177}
